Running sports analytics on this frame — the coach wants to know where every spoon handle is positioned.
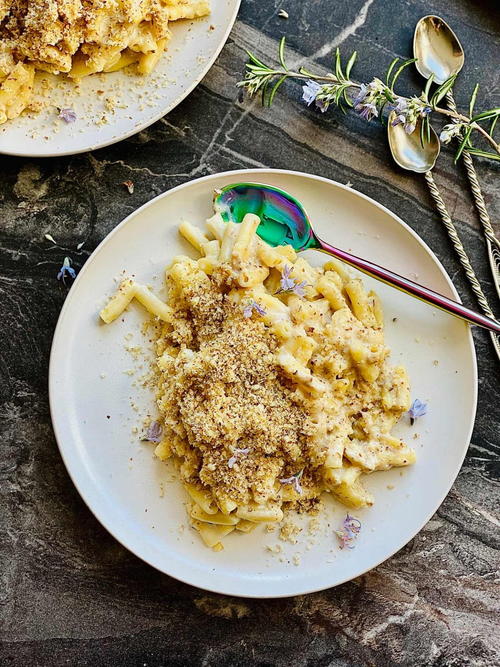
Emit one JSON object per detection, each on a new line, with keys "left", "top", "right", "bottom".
{"left": 315, "top": 232, "right": 500, "bottom": 335}
{"left": 446, "top": 90, "right": 500, "bottom": 302}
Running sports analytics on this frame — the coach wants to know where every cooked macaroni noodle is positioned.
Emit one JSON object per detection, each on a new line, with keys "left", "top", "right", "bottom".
{"left": 0, "top": 0, "right": 210, "bottom": 124}
{"left": 100, "top": 211, "right": 416, "bottom": 550}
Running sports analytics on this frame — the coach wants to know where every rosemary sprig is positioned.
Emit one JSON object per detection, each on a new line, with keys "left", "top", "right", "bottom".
{"left": 237, "top": 39, "right": 500, "bottom": 162}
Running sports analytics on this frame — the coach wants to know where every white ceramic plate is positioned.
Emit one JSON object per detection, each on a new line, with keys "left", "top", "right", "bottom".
{"left": 49, "top": 169, "right": 477, "bottom": 598}
{"left": 0, "top": 1, "right": 240, "bottom": 157}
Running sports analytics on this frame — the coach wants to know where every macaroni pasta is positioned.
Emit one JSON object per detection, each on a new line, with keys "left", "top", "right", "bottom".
{"left": 100, "top": 211, "right": 416, "bottom": 550}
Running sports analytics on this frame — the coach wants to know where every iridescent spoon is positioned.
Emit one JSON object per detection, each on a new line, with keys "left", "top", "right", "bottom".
{"left": 214, "top": 182, "right": 500, "bottom": 333}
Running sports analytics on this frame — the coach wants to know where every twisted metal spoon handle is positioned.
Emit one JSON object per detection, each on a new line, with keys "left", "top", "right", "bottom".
{"left": 424, "top": 170, "right": 500, "bottom": 359}
{"left": 446, "top": 90, "right": 500, "bottom": 301}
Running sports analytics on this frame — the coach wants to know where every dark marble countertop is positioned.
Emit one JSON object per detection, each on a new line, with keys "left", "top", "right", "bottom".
{"left": 1, "top": 1, "right": 499, "bottom": 665}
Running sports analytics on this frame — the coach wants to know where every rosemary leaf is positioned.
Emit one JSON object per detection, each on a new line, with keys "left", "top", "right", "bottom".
{"left": 423, "top": 74, "right": 434, "bottom": 102}
{"left": 335, "top": 48, "right": 343, "bottom": 81}
{"left": 464, "top": 147, "right": 500, "bottom": 161}
{"left": 468, "top": 83, "right": 479, "bottom": 118}
{"left": 246, "top": 50, "right": 268, "bottom": 69}
{"left": 420, "top": 117, "right": 426, "bottom": 148}
{"left": 345, "top": 51, "right": 357, "bottom": 79}
{"left": 278, "top": 36, "right": 288, "bottom": 71}
{"left": 471, "top": 108, "right": 500, "bottom": 122}
{"left": 431, "top": 74, "right": 457, "bottom": 106}
{"left": 385, "top": 58, "right": 399, "bottom": 87}
{"left": 455, "top": 125, "right": 473, "bottom": 162}
{"left": 390, "top": 58, "right": 417, "bottom": 91}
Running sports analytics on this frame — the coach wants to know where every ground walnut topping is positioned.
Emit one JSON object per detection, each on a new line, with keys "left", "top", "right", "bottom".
{"left": 156, "top": 268, "right": 314, "bottom": 508}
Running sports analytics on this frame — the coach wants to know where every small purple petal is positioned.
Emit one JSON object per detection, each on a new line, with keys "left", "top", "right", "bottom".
{"left": 146, "top": 420, "right": 163, "bottom": 442}
{"left": 391, "top": 114, "right": 405, "bottom": 127}
{"left": 356, "top": 102, "right": 378, "bottom": 121}
{"left": 57, "top": 257, "right": 77, "bottom": 284}
{"left": 292, "top": 280, "right": 307, "bottom": 297}
{"left": 336, "top": 513, "right": 361, "bottom": 549}
{"left": 59, "top": 108, "right": 77, "bottom": 123}
{"left": 352, "top": 83, "right": 368, "bottom": 107}
{"left": 315, "top": 97, "right": 329, "bottom": 113}
{"left": 408, "top": 398, "right": 428, "bottom": 423}
{"left": 302, "top": 80, "right": 322, "bottom": 106}
{"left": 243, "top": 301, "right": 266, "bottom": 318}
{"left": 280, "top": 470, "right": 303, "bottom": 495}
{"left": 276, "top": 265, "right": 306, "bottom": 296}
{"left": 390, "top": 97, "right": 408, "bottom": 114}
{"left": 228, "top": 447, "right": 250, "bottom": 468}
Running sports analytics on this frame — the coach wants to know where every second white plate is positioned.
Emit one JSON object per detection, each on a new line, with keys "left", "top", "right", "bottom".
{"left": 49, "top": 169, "right": 477, "bottom": 597}
{"left": 0, "top": 0, "right": 240, "bottom": 157}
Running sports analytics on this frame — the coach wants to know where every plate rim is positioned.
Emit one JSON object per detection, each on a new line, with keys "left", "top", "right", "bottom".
{"left": 0, "top": 0, "right": 241, "bottom": 158}
{"left": 49, "top": 168, "right": 478, "bottom": 597}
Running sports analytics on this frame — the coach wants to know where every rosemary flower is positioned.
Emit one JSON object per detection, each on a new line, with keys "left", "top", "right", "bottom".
{"left": 279, "top": 470, "right": 303, "bottom": 495}
{"left": 352, "top": 79, "right": 386, "bottom": 121}
{"left": 439, "top": 123, "right": 464, "bottom": 144}
{"left": 243, "top": 300, "right": 266, "bottom": 318}
{"left": 276, "top": 265, "right": 307, "bottom": 296}
{"left": 143, "top": 421, "right": 163, "bottom": 443}
{"left": 58, "top": 108, "right": 77, "bottom": 123}
{"left": 408, "top": 398, "right": 428, "bottom": 425}
{"left": 390, "top": 96, "right": 431, "bottom": 134}
{"left": 57, "top": 257, "right": 76, "bottom": 284}
{"left": 302, "top": 80, "right": 329, "bottom": 113}
{"left": 228, "top": 447, "right": 250, "bottom": 469}
{"left": 335, "top": 514, "right": 362, "bottom": 549}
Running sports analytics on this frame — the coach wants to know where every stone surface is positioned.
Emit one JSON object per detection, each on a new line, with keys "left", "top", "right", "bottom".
{"left": 1, "top": 1, "right": 499, "bottom": 665}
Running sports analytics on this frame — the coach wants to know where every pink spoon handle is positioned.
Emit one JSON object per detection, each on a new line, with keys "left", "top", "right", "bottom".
{"left": 317, "top": 237, "right": 500, "bottom": 333}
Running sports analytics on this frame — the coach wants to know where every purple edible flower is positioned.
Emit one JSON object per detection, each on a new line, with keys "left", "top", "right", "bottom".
{"left": 59, "top": 108, "right": 77, "bottom": 123}
{"left": 352, "top": 83, "right": 368, "bottom": 108}
{"left": 243, "top": 300, "right": 266, "bottom": 318}
{"left": 335, "top": 513, "right": 361, "bottom": 550}
{"left": 352, "top": 79, "right": 385, "bottom": 122}
{"left": 144, "top": 420, "right": 163, "bottom": 443}
{"left": 275, "top": 265, "right": 307, "bottom": 297}
{"left": 57, "top": 256, "right": 76, "bottom": 284}
{"left": 391, "top": 97, "right": 408, "bottom": 114}
{"left": 356, "top": 102, "right": 378, "bottom": 121}
{"left": 314, "top": 97, "right": 329, "bottom": 113}
{"left": 302, "top": 80, "right": 322, "bottom": 106}
{"left": 228, "top": 447, "right": 250, "bottom": 469}
{"left": 389, "top": 96, "right": 432, "bottom": 134}
{"left": 408, "top": 399, "right": 427, "bottom": 425}
{"left": 301, "top": 80, "right": 329, "bottom": 113}
{"left": 279, "top": 470, "right": 303, "bottom": 495}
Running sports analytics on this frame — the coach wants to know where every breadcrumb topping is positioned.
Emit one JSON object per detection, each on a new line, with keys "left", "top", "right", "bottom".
{"left": 156, "top": 268, "right": 315, "bottom": 508}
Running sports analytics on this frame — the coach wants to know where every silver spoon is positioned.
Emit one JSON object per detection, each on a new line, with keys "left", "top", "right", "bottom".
{"left": 387, "top": 114, "right": 500, "bottom": 359}
{"left": 414, "top": 15, "right": 500, "bottom": 303}
{"left": 214, "top": 182, "right": 500, "bottom": 333}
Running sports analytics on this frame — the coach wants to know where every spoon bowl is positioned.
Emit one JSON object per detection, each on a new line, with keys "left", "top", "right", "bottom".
{"left": 214, "top": 182, "right": 317, "bottom": 251}
{"left": 414, "top": 15, "right": 464, "bottom": 83}
{"left": 213, "top": 182, "right": 500, "bottom": 333}
{"left": 387, "top": 113, "right": 440, "bottom": 173}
